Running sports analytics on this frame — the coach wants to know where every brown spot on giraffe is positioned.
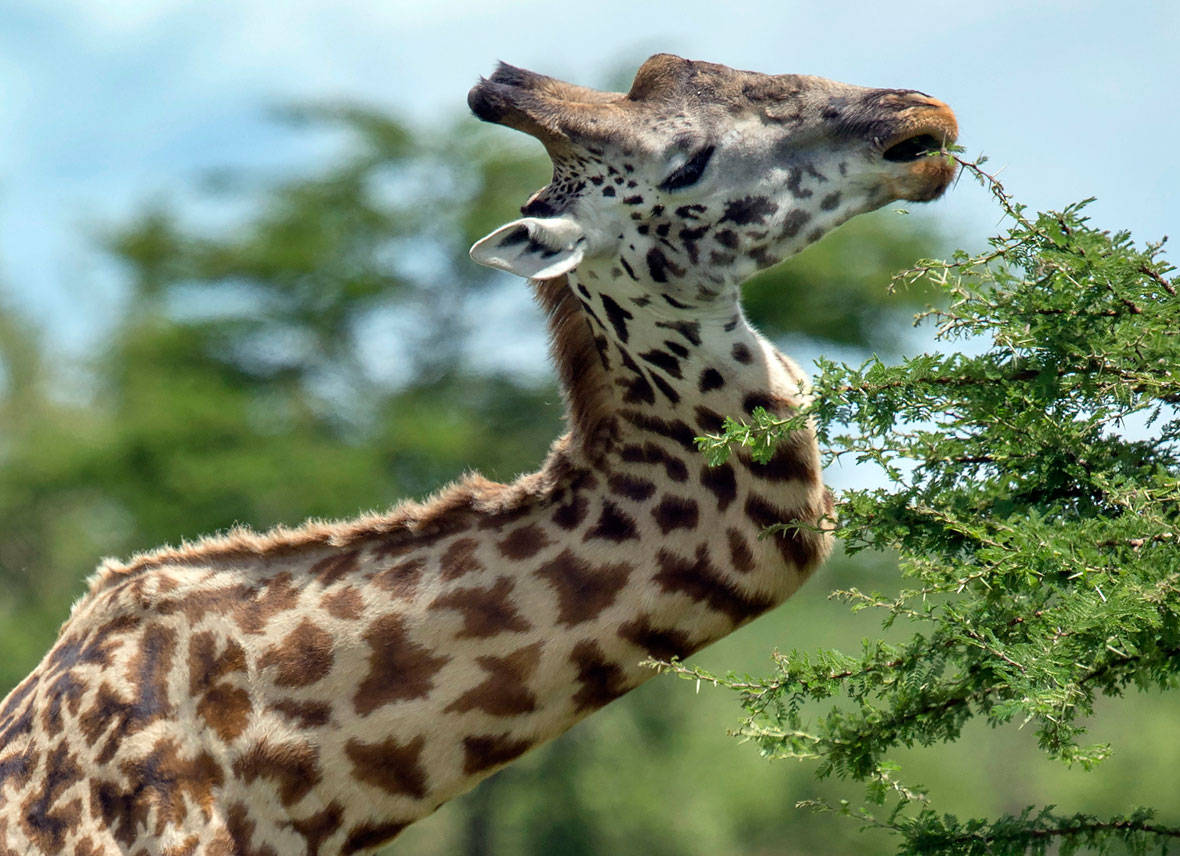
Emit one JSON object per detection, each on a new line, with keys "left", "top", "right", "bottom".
{"left": 608, "top": 471, "right": 657, "bottom": 502}
{"left": 651, "top": 494, "right": 700, "bottom": 533}
{"left": 569, "top": 640, "right": 629, "bottom": 711}
{"left": 269, "top": 699, "right": 333, "bottom": 729}
{"left": 286, "top": 803, "right": 344, "bottom": 856}
{"left": 258, "top": 618, "right": 335, "bottom": 688}
{"left": 233, "top": 739, "right": 321, "bottom": 808}
{"left": 342, "top": 821, "right": 410, "bottom": 855}
{"left": 497, "top": 523, "right": 553, "bottom": 559}
{"left": 654, "top": 545, "right": 777, "bottom": 624}
{"left": 354, "top": 615, "right": 451, "bottom": 715}
{"left": 197, "top": 684, "right": 252, "bottom": 742}
{"left": 551, "top": 491, "right": 590, "bottom": 530}
{"left": 618, "top": 615, "right": 696, "bottom": 661}
{"left": 620, "top": 441, "right": 690, "bottom": 482}
{"left": 222, "top": 801, "right": 279, "bottom": 856}
{"left": 742, "top": 430, "right": 820, "bottom": 483}
{"left": 726, "top": 527, "right": 757, "bottom": 573}
{"left": 322, "top": 585, "right": 365, "bottom": 619}
{"left": 620, "top": 410, "right": 698, "bottom": 451}
{"left": 534, "top": 550, "right": 632, "bottom": 627}
{"left": 234, "top": 573, "right": 301, "bottom": 635}
{"left": 444, "top": 642, "right": 543, "bottom": 716}
{"left": 429, "top": 576, "right": 533, "bottom": 638}
{"left": 345, "top": 735, "right": 430, "bottom": 799}
{"left": 461, "top": 733, "right": 534, "bottom": 775}
{"left": 90, "top": 738, "right": 224, "bottom": 850}
{"left": 309, "top": 549, "right": 361, "bottom": 586}
{"left": 188, "top": 632, "right": 247, "bottom": 694}
{"left": 699, "top": 462, "right": 738, "bottom": 511}
{"left": 129, "top": 624, "right": 178, "bottom": 718}
{"left": 76, "top": 624, "right": 180, "bottom": 766}
{"left": 73, "top": 835, "right": 103, "bottom": 856}
{"left": 744, "top": 494, "right": 821, "bottom": 568}
{"left": 694, "top": 404, "right": 726, "bottom": 435}
{"left": 370, "top": 557, "right": 425, "bottom": 598}
{"left": 158, "top": 583, "right": 250, "bottom": 625}
{"left": 698, "top": 367, "right": 725, "bottom": 393}
{"left": 583, "top": 499, "right": 640, "bottom": 542}
{"left": 19, "top": 742, "right": 82, "bottom": 853}
{"left": 439, "top": 537, "right": 483, "bottom": 580}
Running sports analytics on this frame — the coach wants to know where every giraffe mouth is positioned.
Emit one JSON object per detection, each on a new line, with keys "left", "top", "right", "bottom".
{"left": 883, "top": 133, "right": 943, "bottom": 162}
{"left": 880, "top": 96, "right": 958, "bottom": 164}
{"left": 879, "top": 107, "right": 959, "bottom": 201}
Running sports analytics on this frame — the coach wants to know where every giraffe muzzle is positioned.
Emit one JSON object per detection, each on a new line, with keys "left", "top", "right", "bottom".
{"left": 879, "top": 99, "right": 959, "bottom": 201}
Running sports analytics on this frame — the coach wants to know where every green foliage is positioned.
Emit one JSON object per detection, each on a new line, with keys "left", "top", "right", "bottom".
{"left": 678, "top": 157, "right": 1180, "bottom": 853}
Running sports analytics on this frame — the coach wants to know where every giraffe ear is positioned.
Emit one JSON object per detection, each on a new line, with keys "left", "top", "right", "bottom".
{"left": 470, "top": 216, "right": 586, "bottom": 280}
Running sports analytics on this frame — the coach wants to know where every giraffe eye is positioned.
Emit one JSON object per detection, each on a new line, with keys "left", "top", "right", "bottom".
{"left": 658, "top": 145, "right": 715, "bottom": 191}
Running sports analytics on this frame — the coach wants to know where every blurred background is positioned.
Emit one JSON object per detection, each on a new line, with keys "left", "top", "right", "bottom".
{"left": 0, "top": 1, "right": 1177, "bottom": 853}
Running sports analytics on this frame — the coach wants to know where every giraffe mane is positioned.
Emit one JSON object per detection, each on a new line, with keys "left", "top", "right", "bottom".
{"left": 90, "top": 461, "right": 554, "bottom": 589}
{"left": 533, "top": 274, "right": 614, "bottom": 447}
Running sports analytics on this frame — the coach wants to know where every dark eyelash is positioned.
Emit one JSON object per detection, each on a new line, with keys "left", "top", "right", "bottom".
{"left": 657, "top": 145, "right": 715, "bottom": 191}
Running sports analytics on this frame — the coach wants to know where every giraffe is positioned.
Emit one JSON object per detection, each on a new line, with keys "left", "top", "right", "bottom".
{"left": 0, "top": 54, "right": 957, "bottom": 855}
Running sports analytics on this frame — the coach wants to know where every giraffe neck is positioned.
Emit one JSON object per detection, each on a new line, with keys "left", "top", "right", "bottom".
{"left": 539, "top": 259, "right": 811, "bottom": 459}
{"left": 0, "top": 265, "right": 832, "bottom": 856}
{"left": 573, "top": 258, "right": 802, "bottom": 429}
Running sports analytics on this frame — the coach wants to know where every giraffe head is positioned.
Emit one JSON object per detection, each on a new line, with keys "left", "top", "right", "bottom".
{"left": 470, "top": 53, "right": 957, "bottom": 294}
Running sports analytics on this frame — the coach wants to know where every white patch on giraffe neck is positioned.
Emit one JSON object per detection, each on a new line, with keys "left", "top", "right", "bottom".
{"left": 565, "top": 259, "right": 811, "bottom": 431}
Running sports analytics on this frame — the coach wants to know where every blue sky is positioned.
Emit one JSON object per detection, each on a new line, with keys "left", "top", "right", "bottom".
{"left": 1, "top": 0, "right": 1176, "bottom": 352}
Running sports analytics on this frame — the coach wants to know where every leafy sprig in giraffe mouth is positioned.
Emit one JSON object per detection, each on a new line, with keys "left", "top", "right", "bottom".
{"left": 882, "top": 133, "right": 943, "bottom": 162}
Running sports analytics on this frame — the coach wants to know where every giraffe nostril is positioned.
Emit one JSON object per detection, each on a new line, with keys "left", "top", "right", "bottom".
{"left": 883, "top": 133, "right": 941, "bottom": 163}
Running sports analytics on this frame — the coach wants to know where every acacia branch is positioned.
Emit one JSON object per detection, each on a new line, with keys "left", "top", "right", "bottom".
{"left": 906, "top": 816, "right": 1180, "bottom": 850}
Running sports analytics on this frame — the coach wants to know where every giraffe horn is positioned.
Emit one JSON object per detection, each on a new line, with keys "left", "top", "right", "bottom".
{"left": 485, "top": 62, "right": 624, "bottom": 105}
{"left": 468, "top": 62, "right": 627, "bottom": 154}
{"left": 624, "top": 53, "right": 698, "bottom": 102}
